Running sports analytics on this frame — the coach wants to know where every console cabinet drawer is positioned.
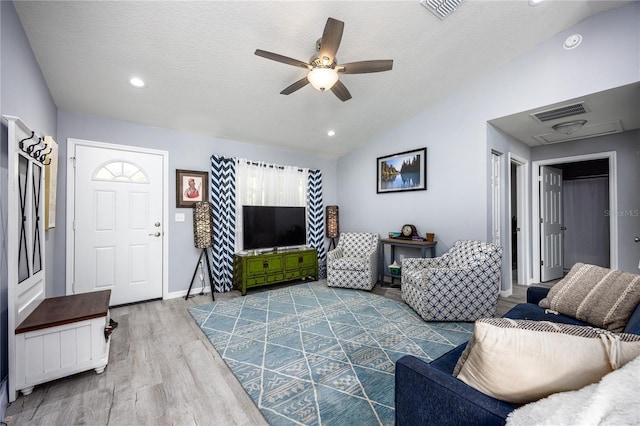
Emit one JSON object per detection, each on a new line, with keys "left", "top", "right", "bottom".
{"left": 266, "top": 273, "right": 285, "bottom": 283}
{"left": 246, "top": 276, "right": 266, "bottom": 287}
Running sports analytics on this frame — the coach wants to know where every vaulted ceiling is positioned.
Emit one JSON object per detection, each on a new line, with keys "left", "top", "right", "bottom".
{"left": 13, "top": 1, "right": 632, "bottom": 158}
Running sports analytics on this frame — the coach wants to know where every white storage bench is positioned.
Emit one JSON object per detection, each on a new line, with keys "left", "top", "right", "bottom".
{"left": 14, "top": 290, "right": 112, "bottom": 396}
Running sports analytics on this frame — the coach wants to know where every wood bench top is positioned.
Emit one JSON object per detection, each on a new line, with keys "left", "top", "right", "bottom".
{"left": 16, "top": 290, "right": 111, "bottom": 334}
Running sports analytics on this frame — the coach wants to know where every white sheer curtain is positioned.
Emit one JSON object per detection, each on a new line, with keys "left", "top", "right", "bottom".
{"left": 563, "top": 177, "right": 610, "bottom": 268}
{"left": 235, "top": 159, "right": 308, "bottom": 251}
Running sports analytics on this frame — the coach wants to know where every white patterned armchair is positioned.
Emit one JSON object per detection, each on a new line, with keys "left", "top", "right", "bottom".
{"left": 401, "top": 240, "right": 503, "bottom": 321}
{"left": 327, "top": 232, "right": 379, "bottom": 290}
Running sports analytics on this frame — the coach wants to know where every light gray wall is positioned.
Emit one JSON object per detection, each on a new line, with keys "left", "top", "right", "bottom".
{"left": 337, "top": 3, "right": 640, "bottom": 286}
{"left": 57, "top": 110, "right": 338, "bottom": 296}
{"left": 1, "top": 0, "right": 57, "bottom": 408}
{"left": 531, "top": 130, "right": 640, "bottom": 273}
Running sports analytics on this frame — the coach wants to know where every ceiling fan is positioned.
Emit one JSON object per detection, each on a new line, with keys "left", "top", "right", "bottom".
{"left": 255, "top": 17, "right": 393, "bottom": 102}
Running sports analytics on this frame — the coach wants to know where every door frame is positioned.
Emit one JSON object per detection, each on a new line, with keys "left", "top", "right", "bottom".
{"left": 66, "top": 138, "right": 169, "bottom": 299}
{"left": 531, "top": 151, "right": 618, "bottom": 283}
{"left": 508, "top": 153, "right": 530, "bottom": 287}
{"left": 491, "top": 151, "right": 502, "bottom": 248}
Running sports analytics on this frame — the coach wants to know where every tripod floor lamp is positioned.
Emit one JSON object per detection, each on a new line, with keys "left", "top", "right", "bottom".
{"left": 185, "top": 201, "right": 215, "bottom": 301}
{"left": 326, "top": 205, "right": 339, "bottom": 250}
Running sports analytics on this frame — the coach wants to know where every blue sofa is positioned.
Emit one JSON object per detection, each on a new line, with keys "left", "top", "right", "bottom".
{"left": 395, "top": 286, "right": 640, "bottom": 426}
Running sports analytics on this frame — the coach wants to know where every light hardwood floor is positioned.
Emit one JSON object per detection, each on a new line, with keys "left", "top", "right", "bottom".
{"left": 5, "top": 280, "right": 540, "bottom": 426}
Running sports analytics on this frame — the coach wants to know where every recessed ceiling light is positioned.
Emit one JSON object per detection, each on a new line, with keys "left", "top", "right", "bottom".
{"left": 528, "top": 0, "right": 544, "bottom": 6}
{"left": 563, "top": 34, "right": 583, "bottom": 50}
{"left": 128, "top": 77, "right": 146, "bottom": 88}
{"left": 327, "top": 130, "right": 336, "bottom": 137}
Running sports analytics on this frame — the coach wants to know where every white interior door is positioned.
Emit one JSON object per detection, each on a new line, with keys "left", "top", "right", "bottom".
{"left": 540, "top": 165, "right": 563, "bottom": 281}
{"left": 72, "top": 144, "right": 164, "bottom": 305}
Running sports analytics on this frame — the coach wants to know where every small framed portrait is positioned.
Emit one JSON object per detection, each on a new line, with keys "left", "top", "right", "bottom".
{"left": 176, "top": 169, "right": 208, "bottom": 208}
{"left": 376, "top": 147, "right": 427, "bottom": 193}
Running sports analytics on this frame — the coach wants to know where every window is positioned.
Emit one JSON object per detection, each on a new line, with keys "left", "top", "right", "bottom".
{"left": 235, "top": 159, "right": 308, "bottom": 251}
{"left": 93, "top": 161, "right": 148, "bottom": 183}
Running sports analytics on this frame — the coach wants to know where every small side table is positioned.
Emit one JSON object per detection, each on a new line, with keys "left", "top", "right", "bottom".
{"left": 379, "top": 238, "right": 437, "bottom": 287}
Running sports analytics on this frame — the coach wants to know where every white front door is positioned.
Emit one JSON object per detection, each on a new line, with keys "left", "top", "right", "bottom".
{"left": 540, "top": 166, "right": 563, "bottom": 282}
{"left": 71, "top": 143, "right": 165, "bottom": 305}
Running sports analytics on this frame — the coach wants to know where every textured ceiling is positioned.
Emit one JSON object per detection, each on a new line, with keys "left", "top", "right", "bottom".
{"left": 13, "top": 1, "right": 631, "bottom": 158}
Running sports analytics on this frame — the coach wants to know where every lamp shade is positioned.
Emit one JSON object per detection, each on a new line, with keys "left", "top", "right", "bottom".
{"left": 193, "top": 201, "right": 213, "bottom": 249}
{"left": 326, "top": 205, "right": 339, "bottom": 238}
{"left": 308, "top": 68, "right": 339, "bottom": 91}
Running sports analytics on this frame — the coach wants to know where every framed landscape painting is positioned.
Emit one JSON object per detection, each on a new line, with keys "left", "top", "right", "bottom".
{"left": 376, "top": 147, "right": 427, "bottom": 193}
{"left": 176, "top": 169, "right": 208, "bottom": 207}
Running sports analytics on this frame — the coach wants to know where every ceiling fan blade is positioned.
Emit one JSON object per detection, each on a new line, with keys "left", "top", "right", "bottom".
{"left": 280, "top": 77, "right": 310, "bottom": 95}
{"left": 318, "top": 18, "right": 344, "bottom": 64}
{"left": 331, "top": 80, "right": 352, "bottom": 102}
{"left": 254, "top": 49, "right": 312, "bottom": 70}
{"left": 338, "top": 60, "right": 394, "bottom": 74}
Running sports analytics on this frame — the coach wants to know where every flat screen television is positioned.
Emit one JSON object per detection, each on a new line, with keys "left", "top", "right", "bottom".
{"left": 242, "top": 205, "right": 307, "bottom": 251}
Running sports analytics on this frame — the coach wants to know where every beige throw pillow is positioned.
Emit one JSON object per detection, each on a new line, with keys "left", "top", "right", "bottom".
{"left": 539, "top": 263, "right": 640, "bottom": 332}
{"left": 454, "top": 318, "right": 640, "bottom": 404}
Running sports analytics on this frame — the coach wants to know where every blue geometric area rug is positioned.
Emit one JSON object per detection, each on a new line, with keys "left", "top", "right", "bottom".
{"left": 188, "top": 281, "right": 473, "bottom": 426}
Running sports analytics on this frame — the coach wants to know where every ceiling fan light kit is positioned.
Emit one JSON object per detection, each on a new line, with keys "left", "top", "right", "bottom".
{"left": 255, "top": 17, "right": 393, "bottom": 101}
{"left": 308, "top": 67, "right": 339, "bottom": 91}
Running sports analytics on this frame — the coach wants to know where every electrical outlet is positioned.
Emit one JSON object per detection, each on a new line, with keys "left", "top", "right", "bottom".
{"left": 175, "top": 213, "right": 185, "bottom": 222}
{"left": 399, "top": 255, "right": 405, "bottom": 261}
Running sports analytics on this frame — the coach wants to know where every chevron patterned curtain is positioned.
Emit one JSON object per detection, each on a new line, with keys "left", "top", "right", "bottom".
{"left": 210, "top": 155, "right": 236, "bottom": 292}
{"left": 307, "top": 170, "right": 326, "bottom": 277}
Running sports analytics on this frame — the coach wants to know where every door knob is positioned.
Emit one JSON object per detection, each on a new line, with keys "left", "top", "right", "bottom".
{"left": 635, "top": 237, "right": 640, "bottom": 243}
{"left": 148, "top": 232, "right": 161, "bottom": 237}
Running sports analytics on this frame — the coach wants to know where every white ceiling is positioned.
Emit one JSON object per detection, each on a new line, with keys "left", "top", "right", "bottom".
{"left": 13, "top": 0, "right": 632, "bottom": 158}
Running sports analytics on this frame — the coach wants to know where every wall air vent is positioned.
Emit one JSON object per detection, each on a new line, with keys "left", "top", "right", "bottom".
{"left": 420, "top": 0, "right": 465, "bottom": 20}
{"left": 530, "top": 102, "right": 590, "bottom": 123}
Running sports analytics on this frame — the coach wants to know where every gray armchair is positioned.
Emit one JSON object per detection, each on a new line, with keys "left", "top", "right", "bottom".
{"left": 327, "top": 232, "right": 379, "bottom": 290}
{"left": 401, "top": 240, "right": 503, "bottom": 321}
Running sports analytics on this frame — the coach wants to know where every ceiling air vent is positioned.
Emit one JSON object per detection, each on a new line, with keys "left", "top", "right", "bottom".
{"left": 530, "top": 102, "right": 590, "bottom": 123}
{"left": 420, "top": 0, "right": 465, "bottom": 20}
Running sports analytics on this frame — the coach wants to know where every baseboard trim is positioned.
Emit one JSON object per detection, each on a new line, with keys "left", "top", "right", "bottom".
{"left": 499, "top": 289, "right": 513, "bottom": 298}
{"left": 165, "top": 285, "right": 211, "bottom": 300}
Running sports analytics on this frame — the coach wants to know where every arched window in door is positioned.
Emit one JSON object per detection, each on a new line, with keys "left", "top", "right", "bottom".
{"left": 92, "top": 160, "right": 148, "bottom": 183}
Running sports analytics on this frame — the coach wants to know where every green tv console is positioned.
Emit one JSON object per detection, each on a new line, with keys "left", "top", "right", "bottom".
{"left": 233, "top": 248, "right": 318, "bottom": 295}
